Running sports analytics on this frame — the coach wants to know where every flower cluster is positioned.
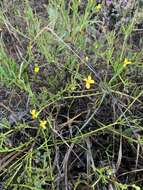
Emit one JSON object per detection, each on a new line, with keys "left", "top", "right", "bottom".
{"left": 82, "top": 57, "right": 132, "bottom": 90}
{"left": 30, "top": 109, "right": 47, "bottom": 129}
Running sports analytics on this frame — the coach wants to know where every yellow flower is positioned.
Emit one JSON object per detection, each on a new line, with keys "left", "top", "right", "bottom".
{"left": 85, "top": 56, "right": 89, "bottom": 62}
{"left": 34, "top": 64, "right": 40, "bottom": 73}
{"left": 83, "top": 75, "right": 95, "bottom": 89}
{"left": 96, "top": 4, "right": 102, "bottom": 11}
{"left": 30, "top": 109, "right": 38, "bottom": 119}
{"left": 39, "top": 120, "right": 47, "bottom": 129}
{"left": 123, "top": 58, "right": 132, "bottom": 65}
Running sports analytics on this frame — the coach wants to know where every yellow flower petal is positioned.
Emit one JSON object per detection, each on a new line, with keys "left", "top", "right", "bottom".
{"left": 86, "top": 83, "right": 90, "bottom": 89}
{"left": 85, "top": 56, "right": 89, "bottom": 62}
{"left": 88, "top": 75, "right": 92, "bottom": 81}
{"left": 89, "top": 79, "right": 95, "bottom": 84}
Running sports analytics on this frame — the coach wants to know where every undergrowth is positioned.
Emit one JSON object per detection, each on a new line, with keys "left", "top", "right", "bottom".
{"left": 0, "top": 0, "right": 143, "bottom": 189}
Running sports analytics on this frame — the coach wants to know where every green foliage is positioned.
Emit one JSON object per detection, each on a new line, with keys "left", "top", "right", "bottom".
{"left": 0, "top": 43, "right": 18, "bottom": 84}
{"left": 0, "top": 0, "right": 142, "bottom": 189}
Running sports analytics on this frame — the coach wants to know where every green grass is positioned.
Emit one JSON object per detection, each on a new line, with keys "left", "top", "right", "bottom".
{"left": 0, "top": 0, "right": 143, "bottom": 189}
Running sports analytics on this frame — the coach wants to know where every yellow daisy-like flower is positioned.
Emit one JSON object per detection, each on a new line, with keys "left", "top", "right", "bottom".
{"left": 83, "top": 75, "right": 95, "bottom": 89}
{"left": 39, "top": 120, "right": 47, "bottom": 129}
{"left": 34, "top": 64, "right": 40, "bottom": 73}
{"left": 123, "top": 58, "right": 132, "bottom": 65}
{"left": 96, "top": 4, "right": 102, "bottom": 11}
{"left": 30, "top": 109, "right": 38, "bottom": 119}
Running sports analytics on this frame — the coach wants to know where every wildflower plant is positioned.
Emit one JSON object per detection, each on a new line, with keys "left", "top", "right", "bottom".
{"left": 0, "top": 0, "right": 142, "bottom": 189}
{"left": 30, "top": 109, "right": 47, "bottom": 130}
